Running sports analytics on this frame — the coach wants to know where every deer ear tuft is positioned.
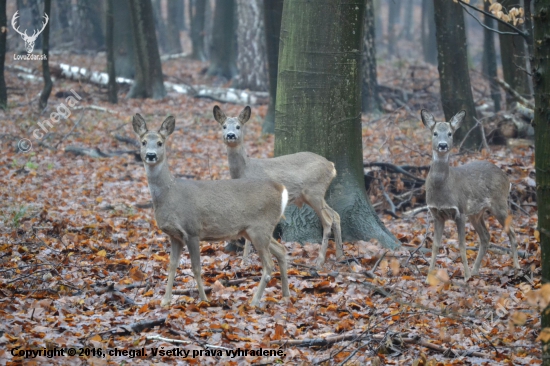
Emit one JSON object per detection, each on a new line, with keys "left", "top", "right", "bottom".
{"left": 420, "top": 110, "right": 436, "bottom": 130}
{"left": 213, "top": 105, "right": 226, "bottom": 125}
{"left": 239, "top": 106, "right": 251, "bottom": 124}
{"left": 159, "top": 116, "right": 176, "bottom": 137}
{"left": 132, "top": 114, "right": 148, "bottom": 136}
{"left": 450, "top": 110, "right": 466, "bottom": 130}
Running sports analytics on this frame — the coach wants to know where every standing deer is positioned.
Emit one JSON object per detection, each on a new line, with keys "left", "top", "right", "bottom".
{"left": 213, "top": 105, "right": 343, "bottom": 267}
{"left": 421, "top": 109, "right": 520, "bottom": 280}
{"left": 132, "top": 114, "right": 289, "bottom": 307}
{"left": 12, "top": 11, "right": 49, "bottom": 54}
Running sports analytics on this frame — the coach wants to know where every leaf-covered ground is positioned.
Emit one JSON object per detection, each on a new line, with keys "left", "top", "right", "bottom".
{"left": 0, "top": 49, "right": 542, "bottom": 365}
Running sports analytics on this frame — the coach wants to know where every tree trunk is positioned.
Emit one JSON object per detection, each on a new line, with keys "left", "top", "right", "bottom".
{"left": 75, "top": 0, "right": 104, "bottom": 51}
{"left": 177, "top": 0, "right": 186, "bottom": 31}
{"left": 523, "top": 0, "right": 534, "bottom": 57}
{"left": 39, "top": 0, "right": 52, "bottom": 111}
{"left": 386, "top": 0, "right": 400, "bottom": 56}
{"left": 152, "top": 0, "right": 168, "bottom": 54}
{"left": 498, "top": 0, "right": 532, "bottom": 106}
{"left": 274, "top": 0, "right": 398, "bottom": 249}
{"left": 262, "top": 0, "right": 283, "bottom": 134}
{"left": 207, "top": 0, "right": 237, "bottom": 79}
{"left": 421, "top": 0, "right": 437, "bottom": 65}
{"left": 0, "top": 0, "right": 6, "bottom": 109}
{"left": 362, "top": 0, "right": 380, "bottom": 114}
{"left": 128, "top": 0, "right": 166, "bottom": 99}
{"left": 403, "top": 0, "right": 414, "bottom": 41}
{"left": 374, "top": 0, "right": 382, "bottom": 44}
{"left": 233, "top": 0, "right": 268, "bottom": 91}
{"left": 52, "top": 0, "right": 72, "bottom": 44}
{"left": 433, "top": 0, "right": 480, "bottom": 150}
{"left": 190, "top": 0, "right": 207, "bottom": 61}
{"left": 166, "top": 0, "right": 183, "bottom": 54}
{"left": 533, "top": 1, "right": 550, "bottom": 363}
{"left": 106, "top": 0, "right": 117, "bottom": 104}
{"left": 482, "top": 0, "right": 501, "bottom": 112}
{"left": 203, "top": 0, "right": 213, "bottom": 60}
{"left": 113, "top": 0, "right": 135, "bottom": 79}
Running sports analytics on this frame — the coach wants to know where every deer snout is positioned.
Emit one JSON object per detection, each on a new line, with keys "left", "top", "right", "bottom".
{"left": 437, "top": 142, "right": 448, "bottom": 151}
{"left": 145, "top": 152, "right": 158, "bottom": 162}
{"left": 226, "top": 132, "right": 236, "bottom": 140}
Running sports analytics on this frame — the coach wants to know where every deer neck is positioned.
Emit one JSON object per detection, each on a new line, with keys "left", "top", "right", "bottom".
{"left": 226, "top": 144, "right": 248, "bottom": 179}
{"left": 429, "top": 152, "right": 451, "bottom": 185}
{"left": 145, "top": 160, "right": 176, "bottom": 206}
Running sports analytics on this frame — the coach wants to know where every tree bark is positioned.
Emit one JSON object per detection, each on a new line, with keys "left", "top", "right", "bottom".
{"left": 52, "top": 0, "right": 71, "bottom": 44}
{"left": 106, "top": 0, "right": 117, "bottom": 104}
{"left": 166, "top": 0, "right": 183, "bottom": 54}
{"left": 128, "top": 0, "right": 166, "bottom": 99}
{"left": 403, "top": 0, "right": 413, "bottom": 41}
{"left": 433, "top": 0, "right": 480, "bottom": 150}
{"left": 207, "top": 0, "right": 237, "bottom": 79}
{"left": 113, "top": 0, "right": 135, "bottom": 79}
{"left": 362, "top": 0, "right": 380, "bottom": 114}
{"left": 274, "top": 0, "right": 398, "bottom": 249}
{"left": 421, "top": 0, "right": 437, "bottom": 65}
{"left": 190, "top": 0, "right": 207, "bottom": 61}
{"left": 386, "top": 0, "right": 400, "bottom": 56}
{"left": 152, "top": 0, "right": 168, "bottom": 54}
{"left": 233, "top": 0, "right": 268, "bottom": 92}
{"left": 39, "top": 0, "right": 52, "bottom": 111}
{"left": 75, "top": 0, "right": 104, "bottom": 51}
{"left": 482, "top": 0, "right": 501, "bottom": 112}
{"left": 498, "top": 0, "right": 532, "bottom": 106}
{"left": 523, "top": 0, "right": 534, "bottom": 57}
{"left": 533, "top": 1, "right": 550, "bottom": 362}
{"left": 0, "top": 0, "right": 6, "bottom": 109}
{"left": 262, "top": 0, "right": 283, "bottom": 134}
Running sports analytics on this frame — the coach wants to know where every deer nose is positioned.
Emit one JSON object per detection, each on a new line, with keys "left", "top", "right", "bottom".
{"left": 145, "top": 152, "right": 157, "bottom": 160}
{"left": 226, "top": 133, "right": 236, "bottom": 140}
{"left": 438, "top": 142, "right": 448, "bottom": 150}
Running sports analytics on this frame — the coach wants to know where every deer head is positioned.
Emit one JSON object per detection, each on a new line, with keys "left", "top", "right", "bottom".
{"left": 421, "top": 109, "right": 465, "bottom": 159}
{"left": 132, "top": 114, "right": 175, "bottom": 166}
{"left": 213, "top": 105, "right": 251, "bottom": 148}
{"left": 12, "top": 11, "right": 49, "bottom": 53}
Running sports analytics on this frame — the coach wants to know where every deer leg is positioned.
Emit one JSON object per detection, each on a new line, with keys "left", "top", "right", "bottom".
{"left": 495, "top": 211, "right": 520, "bottom": 269}
{"left": 330, "top": 209, "right": 343, "bottom": 258}
{"left": 161, "top": 236, "right": 184, "bottom": 307}
{"left": 306, "top": 195, "right": 336, "bottom": 267}
{"left": 456, "top": 216, "right": 472, "bottom": 280}
{"left": 427, "top": 217, "right": 444, "bottom": 283}
{"left": 186, "top": 236, "right": 208, "bottom": 302}
{"left": 247, "top": 232, "right": 274, "bottom": 307}
{"left": 471, "top": 215, "right": 490, "bottom": 276}
{"left": 241, "top": 239, "right": 253, "bottom": 266}
{"left": 269, "top": 238, "right": 290, "bottom": 298}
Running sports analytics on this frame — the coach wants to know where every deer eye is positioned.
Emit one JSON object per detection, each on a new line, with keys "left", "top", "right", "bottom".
{"left": 433, "top": 132, "right": 438, "bottom": 137}
{"left": 448, "top": 132, "right": 452, "bottom": 137}
{"left": 142, "top": 141, "right": 146, "bottom": 146}
{"left": 236, "top": 125, "right": 240, "bottom": 130}
{"left": 157, "top": 141, "right": 163, "bottom": 147}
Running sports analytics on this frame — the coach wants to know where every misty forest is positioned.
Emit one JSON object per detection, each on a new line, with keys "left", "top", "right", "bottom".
{"left": 0, "top": 0, "right": 549, "bottom": 364}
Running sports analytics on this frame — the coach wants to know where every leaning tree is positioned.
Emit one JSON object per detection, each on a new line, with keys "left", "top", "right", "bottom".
{"left": 274, "top": 0, "right": 398, "bottom": 249}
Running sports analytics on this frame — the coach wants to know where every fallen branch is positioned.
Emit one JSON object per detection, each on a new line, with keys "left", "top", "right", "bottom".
{"left": 495, "top": 78, "right": 535, "bottom": 109}
{"left": 364, "top": 162, "right": 425, "bottom": 183}
{"left": 65, "top": 146, "right": 138, "bottom": 158}
{"left": 160, "top": 52, "right": 190, "bottom": 61}
{"left": 146, "top": 335, "right": 191, "bottom": 344}
{"left": 93, "top": 282, "right": 136, "bottom": 305}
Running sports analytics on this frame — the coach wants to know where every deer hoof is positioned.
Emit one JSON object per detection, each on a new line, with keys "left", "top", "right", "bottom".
{"left": 314, "top": 257, "right": 325, "bottom": 269}
{"left": 161, "top": 298, "right": 171, "bottom": 307}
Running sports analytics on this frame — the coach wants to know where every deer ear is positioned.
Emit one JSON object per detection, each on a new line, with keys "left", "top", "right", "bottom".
{"left": 159, "top": 116, "right": 175, "bottom": 137}
{"left": 238, "top": 106, "right": 251, "bottom": 124}
{"left": 132, "top": 114, "right": 148, "bottom": 136}
{"left": 213, "top": 105, "right": 226, "bottom": 125}
{"left": 450, "top": 110, "right": 466, "bottom": 130}
{"left": 420, "top": 109, "right": 436, "bottom": 130}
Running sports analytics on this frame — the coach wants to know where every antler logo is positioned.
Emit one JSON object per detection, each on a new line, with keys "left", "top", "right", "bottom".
{"left": 11, "top": 11, "right": 49, "bottom": 54}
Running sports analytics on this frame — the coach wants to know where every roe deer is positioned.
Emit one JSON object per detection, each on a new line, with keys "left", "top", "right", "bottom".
{"left": 132, "top": 114, "right": 290, "bottom": 307}
{"left": 213, "top": 105, "right": 343, "bottom": 267}
{"left": 421, "top": 109, "right": 519, "bottom": 281}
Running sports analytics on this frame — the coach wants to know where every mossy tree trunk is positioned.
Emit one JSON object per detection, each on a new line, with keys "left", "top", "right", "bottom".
{"left": 262, "top": 0, "right": 283, "bottom": 134}
{"left": 533, "top": 0, "right": 550, "bottom": 362}
{"left": 166, "top": 0, "right": 183, "bottom": 54}
{"left": 421, "top": 0, "right": 437, "bottom": 65}
{"left": 38, "top": 0, "right": 52, "bottom": 111}
{"left": 106, "top": 0, "right": 117, "bottom": 104}
{"left": 128, "top": 0, "right": 166, "bottom": 99}
{"left": 482, "top": 0, "right": 501, "bottom": 112}
{"left": 362, "top": 0, "right": 380, "bottom": 114}
{"left": 0, "top": 0, "right": 6, "bottom": 109}
{"left": 190, "top": 0, "right": 207, "bottom": 61}
{"left": 113, "top": 0, "right": 135, "bottom": 79}
{"left": 433, "top": 0, "right": 480, "bottom": 150}
{"left": 207, "top": 0, "right": 237, "bottom": 79}
{"left": 274, "top": 0, "right": 398, "bottom": 249}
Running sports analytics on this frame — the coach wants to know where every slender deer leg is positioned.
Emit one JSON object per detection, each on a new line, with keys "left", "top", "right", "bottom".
{"left": 269, "top": 238, "right": 289, "bottom": 298}
{"left": 187, "top": 236, "right": 208, "bottom": 301}
{"left": 307, "top": 195, "right": 336, "bottom": 267}
{"left": 494, "top": 210, "right": 520, "bottom": 269}
{"left": 331, "top": 210, "right": 343, "bottom": 258}
{"left": 456, "top": 216, "right": 472, "bottom": 280}
{"left": 242, "top": 239, "right": 252, "bottom": 266}
{"left": 248, "top": 232, "right": 274, "bottom": 307}
{"left": 471, "top": 215, "right": 490, "bottom": 275}
{"left": 161, "top": 236, "right": 184, "bottom": 307}
{"left": 427, "top": 216, "right": 444, "bottom": 282}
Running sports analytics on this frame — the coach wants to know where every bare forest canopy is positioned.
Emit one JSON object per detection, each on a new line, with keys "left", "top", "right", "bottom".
{"left": 0, "top": 0, "right": 547, "bottom": 365}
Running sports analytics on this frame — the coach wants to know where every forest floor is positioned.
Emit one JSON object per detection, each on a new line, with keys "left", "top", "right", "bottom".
{"left": 0, "top": 49, "right": 541, "bottom": 365}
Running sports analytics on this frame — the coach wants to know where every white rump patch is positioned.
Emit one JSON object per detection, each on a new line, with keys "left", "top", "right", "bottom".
{"left": 281, "top": 188, "right": 289, "bottom": 217}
